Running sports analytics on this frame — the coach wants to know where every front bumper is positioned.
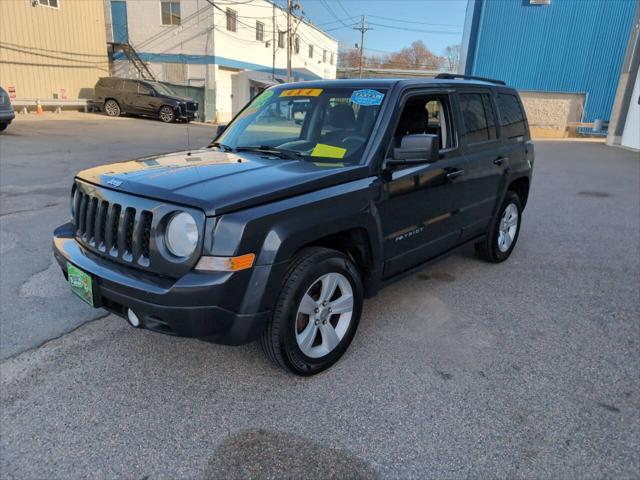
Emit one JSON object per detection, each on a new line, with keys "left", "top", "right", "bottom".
{"left": 53, "top": 222, "right": 276, "bottom": 345}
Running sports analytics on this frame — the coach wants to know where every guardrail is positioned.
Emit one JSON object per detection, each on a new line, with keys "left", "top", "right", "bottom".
{"left": 12, "top": 99, "right": 94, "bottom": 114}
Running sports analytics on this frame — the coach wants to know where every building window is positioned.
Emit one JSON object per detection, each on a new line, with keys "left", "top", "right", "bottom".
{"left": 226, "top": 8, "right": 237, "bottom": 32}
{"left": 38, "top": 0, "right": 59, "bottom": 7}
{"left": 278, "top": 31, "right": 285, "bottom": 49}
{"left": 294, "top": 35, "right": 300, "bottom": 54}
{"left": 323, "top": 50, "right": 327, "bottom": 63}
{"left": 161, "top": 1, "right": 181, "bottom": 26}
{"left": 330, "top": 52, "right": 334, "bottom": 65}
{"left": 256, "top": 21, "right": 264, "bottom": 41}
{"left": 308, "top": 45, "right": 313, "bottom": 59}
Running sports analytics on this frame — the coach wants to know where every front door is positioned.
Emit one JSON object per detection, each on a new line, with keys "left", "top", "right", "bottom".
{"left": 111, "top": 1, "right": 129, "bottom": 44}
{"left": 377, "top": 92, "right": 468, "bottom": 278}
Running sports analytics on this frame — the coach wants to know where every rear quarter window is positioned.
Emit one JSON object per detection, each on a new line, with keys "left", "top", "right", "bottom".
{"left": 497, "top": 93, "right": 527, "bottom": 139}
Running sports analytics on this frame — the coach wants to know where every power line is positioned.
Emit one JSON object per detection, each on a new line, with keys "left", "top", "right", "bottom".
{"left": 365, "top": 14, "right": 463, "bottom": 28}
{"left": 367, "top": 22, "right": 462, "bottom": 35}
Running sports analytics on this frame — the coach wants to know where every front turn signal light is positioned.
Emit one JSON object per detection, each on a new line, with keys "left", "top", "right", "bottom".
{"left": 195, "top": 253, "right": 256, "bottom": 272}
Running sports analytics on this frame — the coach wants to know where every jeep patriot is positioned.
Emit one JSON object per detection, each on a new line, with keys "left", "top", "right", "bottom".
{"left": 53, "top": 76, "right": 534, "bottom": 375}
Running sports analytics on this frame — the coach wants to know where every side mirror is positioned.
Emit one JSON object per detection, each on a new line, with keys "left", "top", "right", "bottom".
{"left": 216, "top": 124, "right": 228, "bottom": 137}
{"left": 389, "top": 134, "right": 439, "bottom": 166}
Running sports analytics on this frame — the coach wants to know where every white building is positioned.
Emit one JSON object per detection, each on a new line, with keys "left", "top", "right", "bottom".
{"left": 104, "top": 0, "right": 338, "bottom": 123}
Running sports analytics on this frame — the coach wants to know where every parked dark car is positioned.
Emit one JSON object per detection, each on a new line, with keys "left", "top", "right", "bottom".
{"left": 54, "top": 77, "right": 534, "bottom": 375}
{"left": 94, "top": 77, "right": 198, "bottom": 123}
{"left": 0, "top": 86, "right": 16, "bottom": 131}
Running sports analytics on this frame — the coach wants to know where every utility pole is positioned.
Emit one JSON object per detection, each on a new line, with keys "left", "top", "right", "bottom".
{"left": 353, "top": 15, "right": 372, "bottom": 78}
{"left": 286, "top": 0, "right": 292, "bottom": 82}
{"left": 272, "top": 1, "right": 276, "bottom": 81}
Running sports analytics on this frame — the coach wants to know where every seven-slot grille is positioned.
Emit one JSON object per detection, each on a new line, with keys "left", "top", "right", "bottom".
{"left": 73, "top": 189, "right": 153, "bottom": 266}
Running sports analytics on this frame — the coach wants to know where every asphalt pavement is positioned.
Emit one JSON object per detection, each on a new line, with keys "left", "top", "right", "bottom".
{"left": 0, "top": 113, "right": 639, "bottom": 479}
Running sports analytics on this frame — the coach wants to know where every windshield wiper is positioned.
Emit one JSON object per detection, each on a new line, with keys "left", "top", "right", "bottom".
{"left": 209, "top": 141, "right": 232, "bottom": 152}
{"left": 235, "top": 145, "right": 302, "bottom": 160}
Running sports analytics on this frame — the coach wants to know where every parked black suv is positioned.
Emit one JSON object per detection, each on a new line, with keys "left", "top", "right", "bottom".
{"left": 94, "top": 77, "right": 198, "bottom": 123}
{"left": 54, "top": 77, "right": 534, "bottom": 375}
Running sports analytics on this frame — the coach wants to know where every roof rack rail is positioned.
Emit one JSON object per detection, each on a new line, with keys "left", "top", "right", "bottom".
{"left": 434, "top": 73, "right": 506, "bottom": 86}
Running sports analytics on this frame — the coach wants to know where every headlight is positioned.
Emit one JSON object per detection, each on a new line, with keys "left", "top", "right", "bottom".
{"left": 165, "top": 212, "right": 198, "bottom": 258}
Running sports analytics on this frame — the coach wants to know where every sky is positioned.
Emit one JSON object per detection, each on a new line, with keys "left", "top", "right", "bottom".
{"left": 279, "top": 0, "right": 468, "bottom": 57}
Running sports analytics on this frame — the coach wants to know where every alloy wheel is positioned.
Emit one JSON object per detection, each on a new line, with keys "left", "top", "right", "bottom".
{"left": 294, "top": 272, "right": 354, "bottom": 359}
{"left": 159, "top": 107, "right": 174, "bottom": 123}
{"left": 497, "top": 203, "right": 519, "bottom": 252}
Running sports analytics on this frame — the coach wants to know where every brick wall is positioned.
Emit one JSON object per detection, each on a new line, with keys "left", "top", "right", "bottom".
{"left": 519, "top": 91, "right": 586, "bottom": 138}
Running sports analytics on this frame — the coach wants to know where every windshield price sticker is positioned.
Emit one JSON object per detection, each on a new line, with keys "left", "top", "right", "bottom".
{"left": 280, "top": 88, "right": 323, "bottom": 97}
{"left": 350, "top": 89, "right": 384, "bottom": 106}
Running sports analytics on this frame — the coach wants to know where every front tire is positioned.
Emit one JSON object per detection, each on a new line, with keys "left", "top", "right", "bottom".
{"left": 475, "top": 191, "right": 522, "bottom": 263}
{"left": 0, "top": 123, "right": 7, "bottom": 132}
{"left": 104, "top": 99, "right": 121, "bottom": 117}
{"left": 159, "top": 106, "right": 175, "bottom": 123}
{"left": 261, "top": 247, "right": 364, "bottom": 376}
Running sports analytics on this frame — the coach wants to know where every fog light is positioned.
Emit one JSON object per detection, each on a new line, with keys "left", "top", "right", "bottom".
{"left": 127, "top": 309, "right": 141, "bottom": 328}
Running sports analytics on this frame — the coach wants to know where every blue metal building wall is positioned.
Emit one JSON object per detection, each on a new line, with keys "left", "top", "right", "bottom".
{"left": 466, "top": 0, "right": 636, "bottom": 123}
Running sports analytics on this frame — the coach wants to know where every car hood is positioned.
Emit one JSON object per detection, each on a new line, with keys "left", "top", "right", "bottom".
{"left": 75, "top": 148, "right": 369, "bottom": 216}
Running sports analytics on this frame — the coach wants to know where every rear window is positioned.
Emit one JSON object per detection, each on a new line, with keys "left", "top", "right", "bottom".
{"left": 497, "top": 93, "right": 526, "bottom": 139}
{"left": 459, "top": 92, "right": 497, "bottom": 144}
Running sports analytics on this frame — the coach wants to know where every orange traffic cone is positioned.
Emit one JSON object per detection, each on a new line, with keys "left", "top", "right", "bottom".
{"left": 36, "top": 99, "right": 44, "bottom": 115}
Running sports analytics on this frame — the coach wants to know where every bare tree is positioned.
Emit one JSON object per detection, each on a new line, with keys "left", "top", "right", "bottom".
{"left": 444, "top": 44, "right": 461, "bottom": 72}
{"left": 382, "top": 41, "right": 444, "bottom": 70}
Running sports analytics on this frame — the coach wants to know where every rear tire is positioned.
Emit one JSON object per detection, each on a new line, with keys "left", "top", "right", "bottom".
{"left": 159, "top": 106, "right": 175, "bottom": 123}
{"left": 104, "top": 99, "right": 121, "bottom": 117}
{"left": 261, "top": 247, "right": 364, "bottom": 376}
{"left": 475, "top": 190, "right": 522, "bottom": 263}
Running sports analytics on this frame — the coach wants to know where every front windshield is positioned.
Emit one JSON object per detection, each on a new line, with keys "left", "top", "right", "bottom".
{"left": 216, "top": 86, "right": 387, "bottom": 163}
{"left": 149, "top": 82, "right": 176, "bottom": 96}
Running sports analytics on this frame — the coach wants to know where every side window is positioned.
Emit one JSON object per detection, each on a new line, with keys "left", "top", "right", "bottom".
{"left": 138, "top": 83, "right": 152, "bottom": 95}
{"left": 123, "top": 81, "right": 138, "bottom": 93}
{"left": 497, "top": 93, "right": 526, "bottom": 139}
{"left": 393, "top": 94, "right": 455, "bottom": 151}
{"left": 482, "top": 94, "right": 497, "bottom": 139}
{"left": 459, "top": 92, "right": 497, "bottom": 144}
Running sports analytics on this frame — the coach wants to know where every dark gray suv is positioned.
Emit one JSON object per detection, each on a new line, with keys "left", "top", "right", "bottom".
{"left": 54, "top": 76, "right": 534, "bottom": 375}
{"left": 0, "top": 87, "right": 16, "bottom": 131}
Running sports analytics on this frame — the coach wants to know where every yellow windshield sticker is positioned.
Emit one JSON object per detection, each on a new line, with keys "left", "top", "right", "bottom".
{"left": 280, "top": 88, "right": 323, "bottom": 97}
{"left": 311, "top": 143, "right": 347, "bottom": 159}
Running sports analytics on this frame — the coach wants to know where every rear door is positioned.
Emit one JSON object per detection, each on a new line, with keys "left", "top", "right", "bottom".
{"left": 455, "top": 89, "right": 507, "bottom": 241}
{"left": 120, "top": 80, "right": 140, "bottom": 113}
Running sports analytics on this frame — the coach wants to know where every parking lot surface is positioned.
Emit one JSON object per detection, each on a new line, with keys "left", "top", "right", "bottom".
{"left": 1, "top": 113, "right": 639, "bottom": 479}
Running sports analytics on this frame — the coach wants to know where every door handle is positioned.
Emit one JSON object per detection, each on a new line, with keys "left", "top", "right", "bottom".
{"left": 494, "top": 156, "right": 508, "bottom": 166}
{"left": 445, "top": 169, "right": 464, "bottom": 180}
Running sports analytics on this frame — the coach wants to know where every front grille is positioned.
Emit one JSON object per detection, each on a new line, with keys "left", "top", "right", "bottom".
{"left": 73, "top": 189, "right": 152, "bottom": 266}
{"left": 186, "top": 102, "right": 197, "bottom": 111}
